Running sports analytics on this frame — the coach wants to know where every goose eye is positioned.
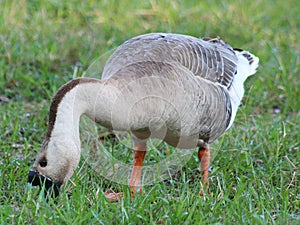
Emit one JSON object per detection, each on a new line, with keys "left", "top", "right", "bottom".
{"left": 39, "top": 157, "right": 47, "bottom": 167}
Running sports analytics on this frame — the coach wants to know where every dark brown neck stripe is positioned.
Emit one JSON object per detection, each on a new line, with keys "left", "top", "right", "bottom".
{"left": 45, "top": 78, "right": 99, "bottom": 139}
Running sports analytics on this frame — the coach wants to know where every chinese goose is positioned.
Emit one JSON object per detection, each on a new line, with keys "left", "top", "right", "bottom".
{"left": 28, "top": 33, "right": 259, "bottom": 199}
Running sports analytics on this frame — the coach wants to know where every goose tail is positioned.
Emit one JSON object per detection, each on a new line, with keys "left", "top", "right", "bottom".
{"left": 226, "top": 49, "right": 259, "bottom": 130}
{"left": 234, "top": 48, "right": 259, "bottom": 79}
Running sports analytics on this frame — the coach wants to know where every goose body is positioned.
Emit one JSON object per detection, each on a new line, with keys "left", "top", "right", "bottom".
{"left": 28, "top": 33, "right": 259, "bottom": 198}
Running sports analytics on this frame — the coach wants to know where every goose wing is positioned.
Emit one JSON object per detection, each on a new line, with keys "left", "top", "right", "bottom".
{"left": 102, "top": 33, "right": 238, "bottom": 88}
{"left": 104, "top": 60, "right": 232, "bottom": 146}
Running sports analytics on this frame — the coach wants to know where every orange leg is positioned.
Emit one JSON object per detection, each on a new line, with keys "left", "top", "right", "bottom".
{"left": 198, "top": 146, "right": 211, "bottom": 194}
{"left": 129, "top": 142, "right": 146, "bottom": 198}
{"left": 105, "top": 142, "right": 146, "bottom": 201}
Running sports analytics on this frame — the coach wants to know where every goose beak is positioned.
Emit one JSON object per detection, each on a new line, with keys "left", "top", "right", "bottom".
{"left": 28, "top": 169, "right": 61, "bottom": 198}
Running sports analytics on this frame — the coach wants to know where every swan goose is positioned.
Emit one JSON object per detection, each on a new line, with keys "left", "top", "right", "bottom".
{"left": 28, "top": 33, "right": 259, "bottom": 199}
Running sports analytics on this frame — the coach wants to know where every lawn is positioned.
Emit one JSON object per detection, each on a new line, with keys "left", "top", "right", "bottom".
{"left": 0, "top": 0, "right": 299, "bottom": 224}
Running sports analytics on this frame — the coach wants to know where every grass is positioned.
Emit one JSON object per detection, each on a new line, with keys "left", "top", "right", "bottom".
{"left": 0, "top": 0, "right": 299, "bottom": 224}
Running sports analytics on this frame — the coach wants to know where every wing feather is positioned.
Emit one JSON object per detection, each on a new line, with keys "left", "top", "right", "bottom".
{"left": 102, "top": 33, "right": 238, "bottom": 88}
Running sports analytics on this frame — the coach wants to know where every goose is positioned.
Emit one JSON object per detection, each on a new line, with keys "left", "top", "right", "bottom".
{"left": 28, "top": 33, "right": 259, "bottom": 199}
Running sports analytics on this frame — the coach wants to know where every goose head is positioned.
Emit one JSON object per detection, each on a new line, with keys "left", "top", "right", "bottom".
{"left": 28, "top": 138, "right": 80, "bottom": 197}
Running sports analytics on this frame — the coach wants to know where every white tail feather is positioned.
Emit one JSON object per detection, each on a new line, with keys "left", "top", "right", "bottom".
{"left": 235, "top": 50, "right": 259, "bottom": 80}
{"left": 227, "top": 50, "right": 259, "bottom": 129}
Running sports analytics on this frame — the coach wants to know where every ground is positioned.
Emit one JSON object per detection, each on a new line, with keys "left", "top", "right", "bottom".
{"left": 0, "top": 0, "right": 299, "bottom": 224}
